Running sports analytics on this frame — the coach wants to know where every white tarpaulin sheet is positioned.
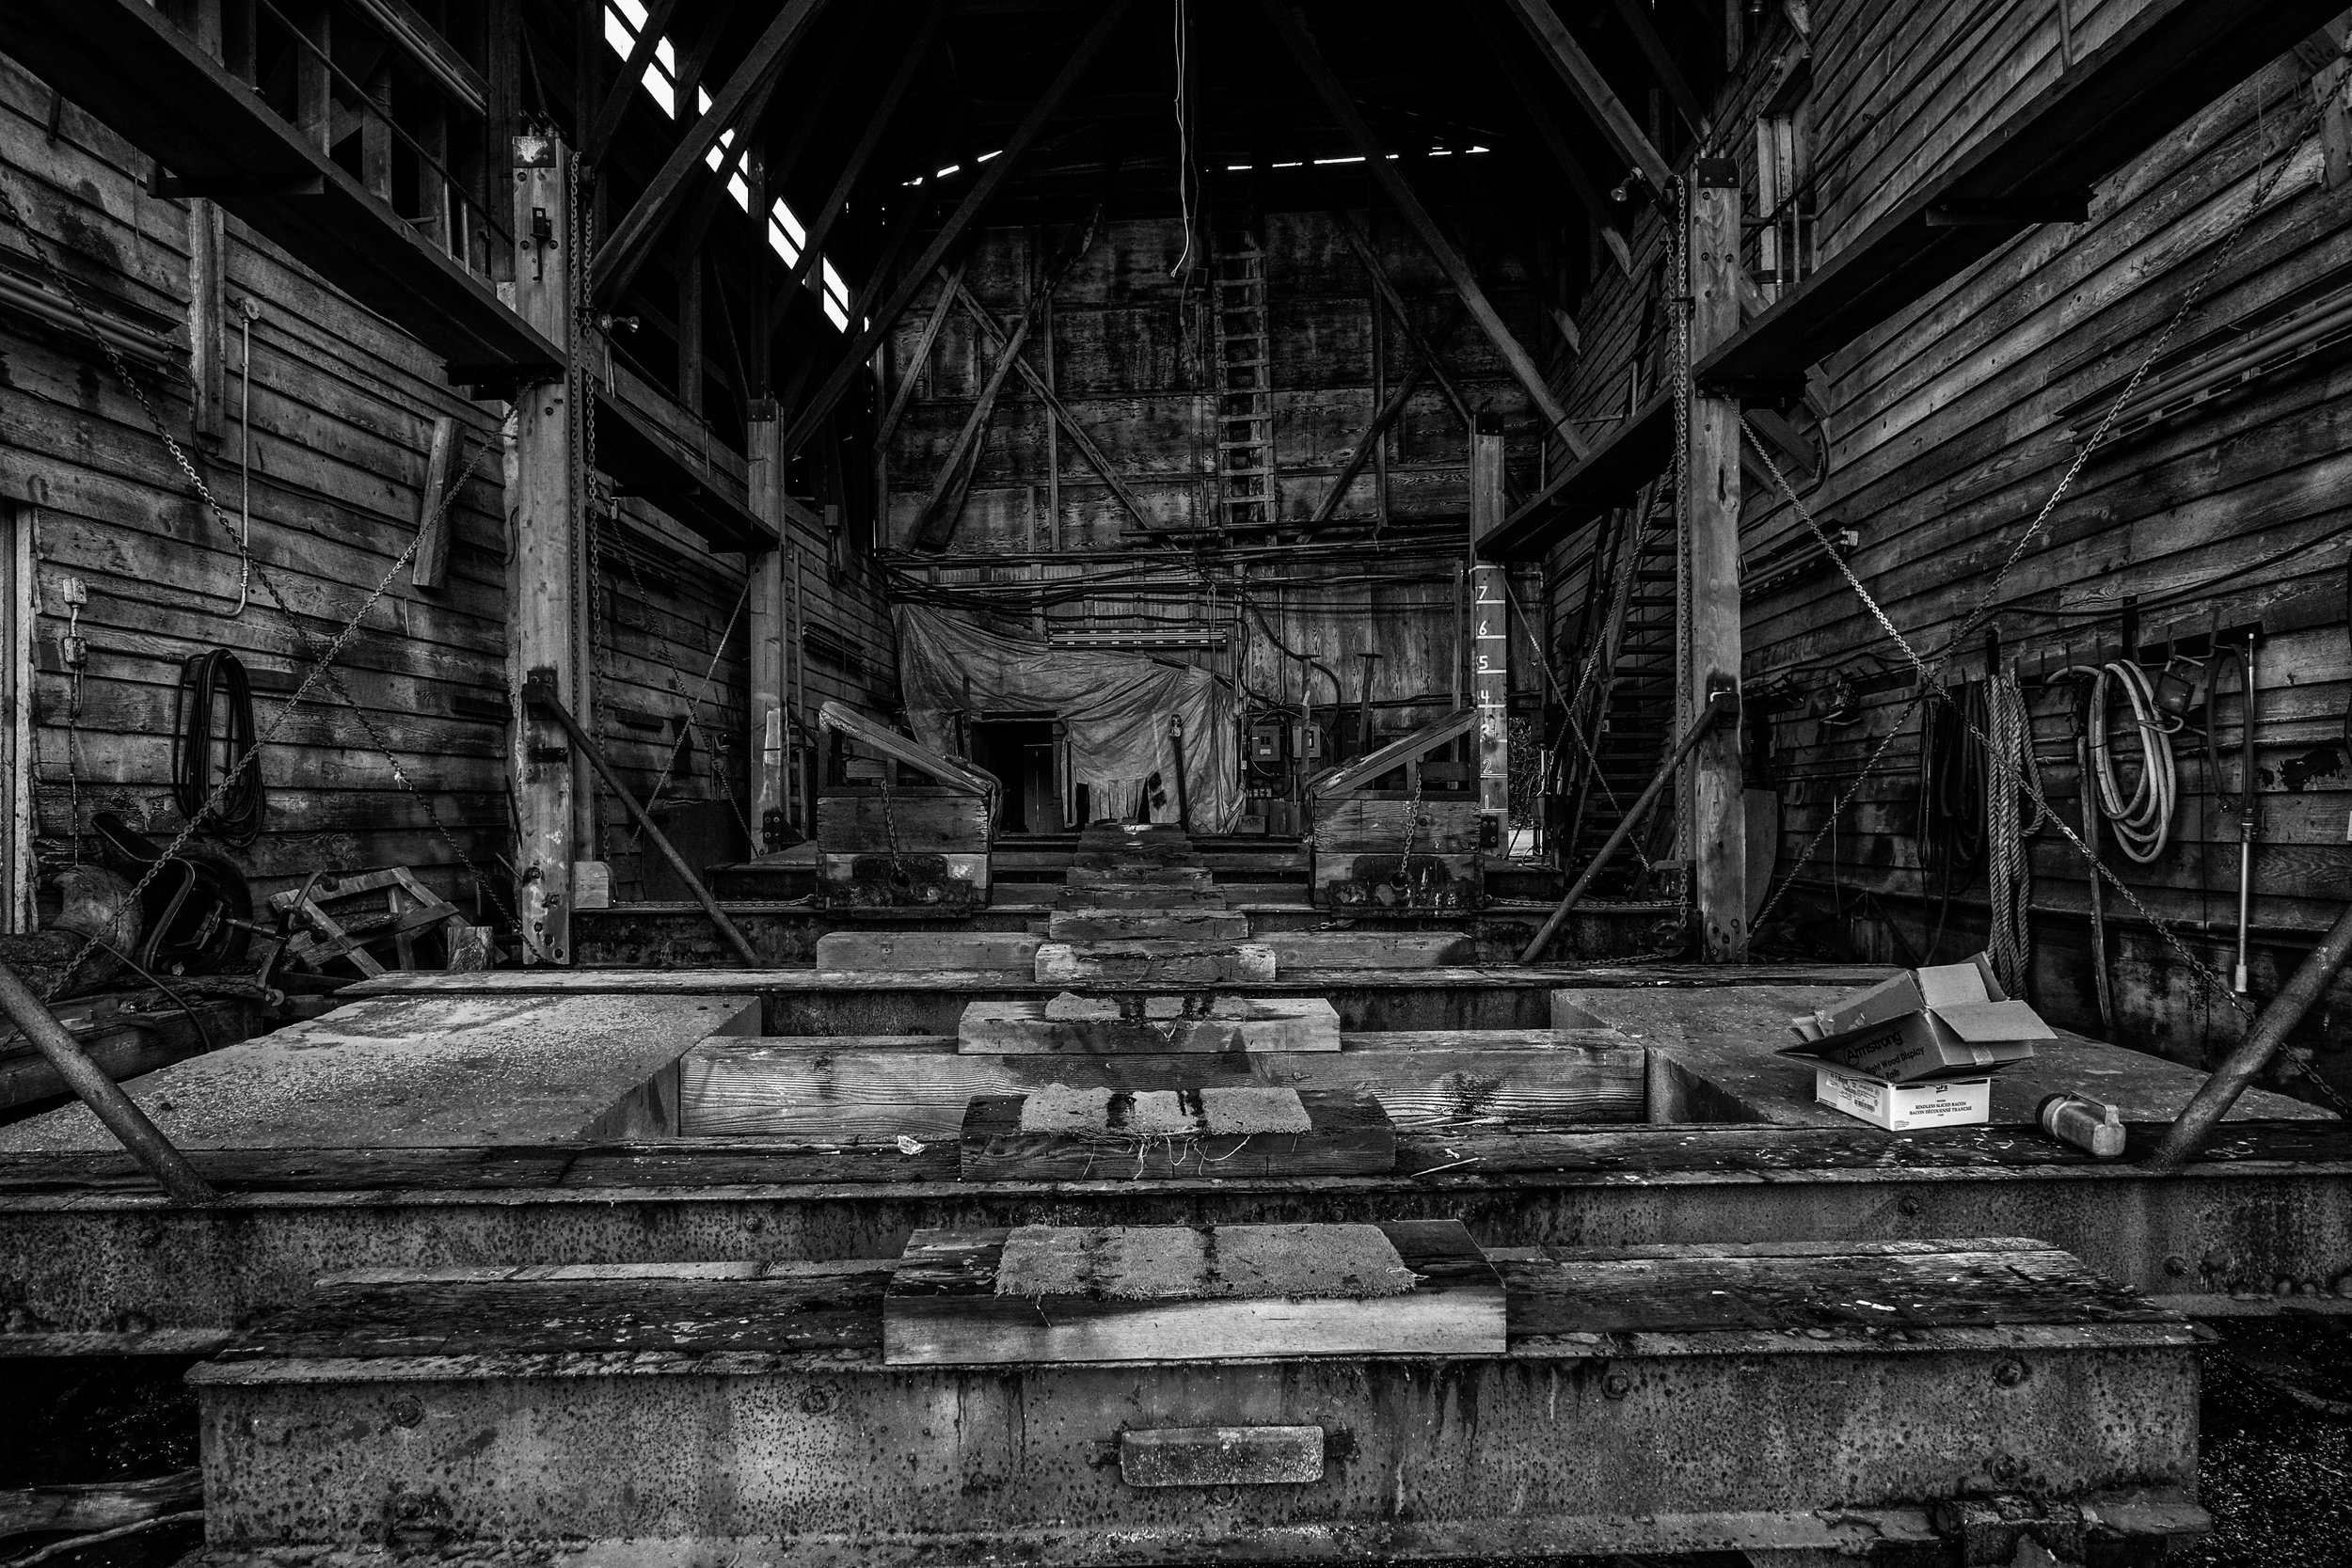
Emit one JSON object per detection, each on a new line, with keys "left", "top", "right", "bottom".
{"left": 895, "top": 607, "right": 1240, "bottom": 831}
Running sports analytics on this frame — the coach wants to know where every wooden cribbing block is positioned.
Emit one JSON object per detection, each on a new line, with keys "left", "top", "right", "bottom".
{"left": 1035, "top": 941, "right": 1276, "bottom": 986}
{"left": 957, "top": 996, "right": 1341, "bottom": 1053}
{"left": 1264, "top": 930, "right": 1470, "bottom": 970}
{"left": 883, "top": 1219, "right": 1503, "bottom": 1364}
{"left": 1066, "top": 864, "right": 1215, "bottom": 890}
{"left": 815, "top": 932, "right": 1040, "bottom": 973}
{"left": 1054, "top": 885, "right": 1231, "bottom": 911}
{"left": 960, "top": 1086, "right": 1395, "bottom": 1180}
{"left": 1046, "top": 909, "right": 1251, "bottom": 942}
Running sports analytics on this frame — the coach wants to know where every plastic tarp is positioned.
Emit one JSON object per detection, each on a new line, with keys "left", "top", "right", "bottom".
{"left": 895, "top": 606, "right": 1240, "bottom": 831}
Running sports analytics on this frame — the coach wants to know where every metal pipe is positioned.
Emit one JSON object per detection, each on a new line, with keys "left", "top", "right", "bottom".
{"left": 0, "top": 959, "right": 215, "bottom": 1203}
{"left": 521, "top": 671, "right": 765, "bottom": 967}
{"left": 2234, "top": 633, "right": 2258, "bottom": 992}
{"left": 1168, "top": 714, "right": 1190, "bottom": 832}
{"left": 2146, "top": 897, "right": 2352, "bottom": 1171}
{"left": 1519, "top": 687, "right": 1736, "bottom": 964}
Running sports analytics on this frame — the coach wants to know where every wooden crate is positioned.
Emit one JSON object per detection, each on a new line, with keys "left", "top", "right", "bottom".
{"left": 1311, "top": 793, "right": 1482, "bottom": 913}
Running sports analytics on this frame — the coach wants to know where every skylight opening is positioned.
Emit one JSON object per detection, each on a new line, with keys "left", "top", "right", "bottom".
{"left": 603, "top": 1, "right": 676, "bottom": 118}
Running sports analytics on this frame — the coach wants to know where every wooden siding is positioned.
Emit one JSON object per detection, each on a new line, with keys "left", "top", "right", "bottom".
{"left": 0, "top": 54, "right": 893, "bottom": 919}
{"left": 1549, "top": 8, "right": 2352, "bottom": 1087}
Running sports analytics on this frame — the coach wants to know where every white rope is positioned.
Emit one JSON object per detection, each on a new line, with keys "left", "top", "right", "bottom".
{"left": 1984, "top": 668, "right": 2036, "bottom": 994}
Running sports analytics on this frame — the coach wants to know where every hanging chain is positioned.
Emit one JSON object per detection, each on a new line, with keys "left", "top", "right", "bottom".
{"left": 877, "top": 751, "right": 909, "bottom": 886}
{"left": 1392, "top": 758, "right": 1424, "bottom": 911}
{"left": 0, "top": 176, "right": 512, "bottom": 999}
{"left": 1666, "top": 173, "right": 1695, "bottom": 894}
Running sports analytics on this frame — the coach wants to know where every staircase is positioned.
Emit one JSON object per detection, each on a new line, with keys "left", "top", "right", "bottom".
{"left": 1211, "top": 228, "right": 1277, "bottom": 533}
{"left": 1561, "top": 478, "right": 1680, "bottom": 895}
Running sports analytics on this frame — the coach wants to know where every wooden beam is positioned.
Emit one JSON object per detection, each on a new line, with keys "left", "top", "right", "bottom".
{"left": 410, "top": 413, "right": 463, "bottom": 589}
{"left": 1259, "top": 0, "right": 1582, "bottom": 457}
{"left": 1329, "top": 211, "right": 1476, "bottom": 428}
{"left": 746, "top": 406, "right": 788, "bottom": 851}
{"left": 876, "top": 261, "right": 966, "bottom": 448}
{"left": 1607, "top": 0, "right": 1708, "bottom": 137}
{"left": 509, "top": 131, "right": 583, "bottom": 964}
{"left": 776, "top": 0, "right": 1135, "bottom": 463}
{"left": 1684, "top": 159, "right": 1744, "bottom": 962}
{"left": 581, "top": 0, "right": 682, "bottom": 166}
{"left": 348, "top": 0, "right": 486, "bottom": 116}
{"left": 908, "top": 309, "right": 1039, "bottom": 551}
{"left": 1468, "top": 4, "right": 1629, "bottom": 274}
{"left": 952, "top": 280, "right": 1151, "bottom": 531}
{"left": 591, "top": 0, "right": 833, "bottom": 309}
{"left": 1502, "top": 0, "right": 1671, "bottom": 190}
{"left": 675, "top": 245, "right": 705, "bottom": 416}
{"left": 665, "top": 49, "right": 790, "bottom": 265}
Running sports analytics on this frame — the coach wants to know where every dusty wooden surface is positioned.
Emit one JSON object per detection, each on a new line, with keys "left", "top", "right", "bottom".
{"left": 882, "top": 1219, "right": 1505, "bottom": 1363}
{"left": 954, "top": 996, "right": 1343, "bottom": 1056}
{"left": 958, "top": 1087, "right": 1397, "bottom": 1180}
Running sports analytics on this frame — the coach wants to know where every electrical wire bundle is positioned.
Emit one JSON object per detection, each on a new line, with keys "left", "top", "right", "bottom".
{"left": 172, "top": 648, "right": 265, "bottom": 847}
{"left": 2085, "top": 659, "right": 2176, "bottom": 863}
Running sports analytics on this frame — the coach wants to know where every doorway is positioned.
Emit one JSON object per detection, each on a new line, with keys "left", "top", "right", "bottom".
{"left": 968, "top": 717, "right": 1062, "bottom": 835}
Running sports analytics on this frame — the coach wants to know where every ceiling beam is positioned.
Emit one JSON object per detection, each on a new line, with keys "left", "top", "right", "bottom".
{"left": 592, "top": 0, "right": 833, "bottom": 309}
{"left": 1608, "top": 0, "right": 1708, "bottom": 137}
{"left": 1502, "top": 0, "right": 1671, "bottom": 190}
{"left": 1258, "top": 0, "right": 1583, "bottom": 457}
{"left": 1468, "top": 2, "right": 1631, "bottom": 274}
{"left": 776, "top": 0, "right": 1136, "bottom": 462}
{"left": 581, "top": 0, "right": 680, "bottom": 166}
{"left": 767, "top": 2, "right": 946, "bottom": 342}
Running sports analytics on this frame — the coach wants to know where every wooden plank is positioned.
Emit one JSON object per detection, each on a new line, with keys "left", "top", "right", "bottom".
{"left": 817, "top": 931, "right": 1040, "bottom": 972}
{"left": 955, "top": 997, "right": 1341, "bottom": 1055}
{"left": 1034, "top": 941, "right": 1278, "bottom": 986}
{"left": 590, "top": 0, "right": 834, "bottom": 307}
{"left": 1466, "top": 1, "right": 1632, "bottom": 274}
{"left": 408, "top": 413, "right": 463, "bottom": 589}
{"left": 581, "top": 0, "right": 683, "bottom": 166}
{"left": 0, "top": 1470, "right": 202, "bottom": 1538}
{"left": 882, "top": 1220, "right": 1506, "bottom": 1364}
{"left": 1480, "top": 391, "right": 1671, "bottom": 560}
{"left": 1044, "top": 909, "right": 1250, "bottom": 942}
{"left": 815, "top": 792, "right": 990, "bottom": 853}
{"left": 1307, "top": 707, "right": 1476, "bottom": 800}
{"left": 960, "top": 1086, "right": 1395, "bottom": 1180}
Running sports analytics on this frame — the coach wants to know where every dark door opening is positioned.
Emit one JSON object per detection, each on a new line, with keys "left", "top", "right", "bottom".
{"left": 969, "top": 718, "right": 1062, "bottom": 835}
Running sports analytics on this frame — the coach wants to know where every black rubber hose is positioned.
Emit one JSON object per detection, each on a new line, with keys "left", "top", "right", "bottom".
{"left": 172, "top": 649, "right": 265, "bottom": 847}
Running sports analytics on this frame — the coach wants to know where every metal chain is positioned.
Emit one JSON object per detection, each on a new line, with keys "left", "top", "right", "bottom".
{"left": 1393, "top": 757, "right": 1423, "bottom": 911}
{"left": 0, "top": 175, "right": 513, "bottom": 996}
{"left": 1666, "top": 174, "right": 1694, "bottom": 887}
{"left": 876, "top": 750, "right": 909, "bottom": 885}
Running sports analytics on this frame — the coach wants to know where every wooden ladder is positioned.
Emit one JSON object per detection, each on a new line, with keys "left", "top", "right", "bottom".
{"left": 1212, "top": 230, "right": 1277, "bottom": 533}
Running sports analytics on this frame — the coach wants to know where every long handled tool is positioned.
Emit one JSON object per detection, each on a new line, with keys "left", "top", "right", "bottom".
{"left": 521, "top": 670, "right": 764, "bottom": 968}
{"left": 0, "top": 959, "right": 215, "bottom": 1202}
{"left": 2233, "top": 632, "right": 2260, "bottom": 992}
{"left": 2146, "top": 897, "right": 2352, "bottom": 1171}
{"left": 1519, "top": 686, "right": 1737, "bottom": 964}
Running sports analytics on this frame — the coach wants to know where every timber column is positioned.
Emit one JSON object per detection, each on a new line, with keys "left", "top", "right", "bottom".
{"left": 745, "top": 404, "right": 789, "bottom": 847}
{"left": 507, "top": 132, "right": 584, "bottom": 963}
{"left": 1684, "top": 160, "right": 1747, "bottom": 960}
{"left": 1469, "top": 415, "right": 1510, "bottom": 845}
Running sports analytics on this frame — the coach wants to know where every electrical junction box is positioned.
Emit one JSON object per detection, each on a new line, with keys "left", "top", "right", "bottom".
{"left": 1248, "top": 720, "right": 1287, "bottom": 763}
{"left": 1295, "top": 722, "right": 1324, "bottom": 759}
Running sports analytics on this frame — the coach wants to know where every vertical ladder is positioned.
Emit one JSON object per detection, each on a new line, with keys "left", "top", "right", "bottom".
{"left": 1213, "top": 230, "right": 1276, "bottom": 532}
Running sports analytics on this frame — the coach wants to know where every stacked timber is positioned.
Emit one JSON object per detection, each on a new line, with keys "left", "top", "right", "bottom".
{"left": 1305, "top": 709, "right": 1484, "bottom": 913}
{"left": 814, "top": 701, "right": 999, "bottom": 913}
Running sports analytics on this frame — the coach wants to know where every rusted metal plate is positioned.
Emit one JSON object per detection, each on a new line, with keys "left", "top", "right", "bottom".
{"left": 1119, "top": 1425, "right": 1325, "bottom": 1487}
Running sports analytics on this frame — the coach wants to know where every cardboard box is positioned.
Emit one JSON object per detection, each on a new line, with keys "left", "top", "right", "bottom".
{"left": 1784, "top": 954, "right": 2053, "bottom": 1083}
{"left": 1815, "top": 1066, "right": 1992, "bottom": 1132}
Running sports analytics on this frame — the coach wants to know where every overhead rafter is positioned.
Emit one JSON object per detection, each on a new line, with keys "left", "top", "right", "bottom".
{"left": 1467, "top": 5, "right": 1631, "bottom": 274}
{"left": 1607, "top": 0, "right": 1708, "bottom": 137}
{"left": 1503, "top": 0, "right": 1671, "bottom": 191}
{"left": 768, "top": 3, "right": 948, "bottom": 343}
{"left": 1329, "top": 212, "right": 1476, "bottom": 428}
{"left": 1257, "top": 0, "right": 1584, "bottom": 458}
{"left": 592, "top": 0, "right": 834, "bottom": 309}
{"left": 581, "top": 0, "right": 682, "bottom": 167}
{"left": 776, "top": 0, "right": 1136, "bottom": 462}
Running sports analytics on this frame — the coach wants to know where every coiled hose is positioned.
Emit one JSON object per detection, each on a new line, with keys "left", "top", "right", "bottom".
{"left": 2087, "top": 659, "right": 2175, "bottom": 863}
{"left": 172, "top": 648, "right": 265, "bottom": 846}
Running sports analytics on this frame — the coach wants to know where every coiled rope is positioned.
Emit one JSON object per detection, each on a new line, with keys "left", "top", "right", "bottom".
{"left": 172, "top": 649, "right": 264, "bottom": 847}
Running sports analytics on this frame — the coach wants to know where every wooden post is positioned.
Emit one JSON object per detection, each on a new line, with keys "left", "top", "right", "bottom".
{"left": 1470, "top": 416, "right": 1509, "bottom": 841}
{"left": 187, "top": 199, "right": 227, "bottom": 444}
{"left": 746, "top": 402, "right": 787, "bottom": 850}
{"left": 1685, "top": 159, "right": 1747, "bottom": 961}
{"left": 508, "top": 132, "right": 580, "bottom": 964}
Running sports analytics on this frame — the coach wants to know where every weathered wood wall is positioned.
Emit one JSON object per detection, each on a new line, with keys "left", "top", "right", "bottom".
{"left": 0, "top": 55, "right": 892, "bottom": 922}
{"left": 881, "top": 205, "right": 1549, "bottom": 740}
{"left": 1550, "top": 6, "right": 2352, "bottom": 1090}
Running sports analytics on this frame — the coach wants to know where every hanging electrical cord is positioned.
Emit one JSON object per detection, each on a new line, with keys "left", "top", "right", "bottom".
{"left": 172, "top": 649, "right": 265, "bottom": 847}
{"left": 1168, "top": 0, "right": 1196, "bottom": 278}
{"left": 2088, "top": 659, "right": 2177, "bottom": 863}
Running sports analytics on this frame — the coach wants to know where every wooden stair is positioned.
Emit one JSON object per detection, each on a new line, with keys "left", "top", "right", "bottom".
{"left": 1562, "top": 478, "right": 1681, "bottom": 898}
